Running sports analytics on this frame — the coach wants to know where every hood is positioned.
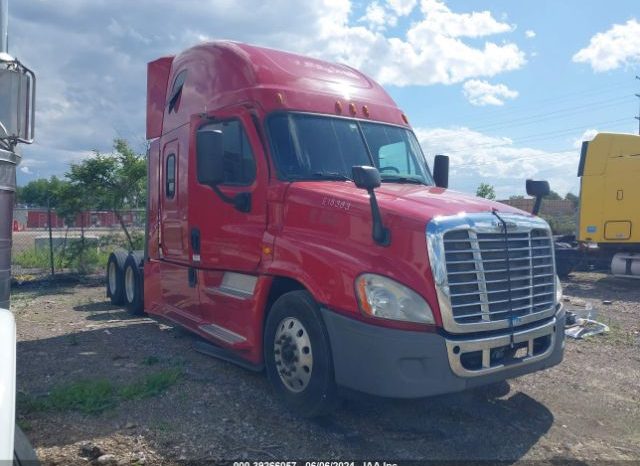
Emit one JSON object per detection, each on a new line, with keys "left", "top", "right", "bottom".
{"left": 289, "top": 181, "right": 529, "bottom": 223}
{"left": 0, "top": 308, "right": 16, "bottom": 461}
{"left": 276, "top": 181, "right": 535, "bottom": 317}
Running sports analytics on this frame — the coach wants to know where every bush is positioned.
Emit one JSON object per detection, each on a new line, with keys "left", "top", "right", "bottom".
{"left": 541, "top": 214, "right": 577, "bottom": 236}
{"left": 12, "top": 243, "right": 110, "bottom": 274}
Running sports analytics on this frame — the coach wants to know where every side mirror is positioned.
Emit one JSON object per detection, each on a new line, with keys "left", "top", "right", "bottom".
{"left": 526, "top": 179, "right": 550, "bottom": 215}
{"left": 526, "top": 179, "right": 550, "bottom": 198}
{"left": 352, "top": 165, "right": 381, "bottom": 190}
{"left": 0, "top": 58, "right": 36, "bottom": 143}
{"left": 196, "top": 128, "right": 224, "bottom": 186}
{"left": 433, "top": 154, "right": 449, "bottom": 188}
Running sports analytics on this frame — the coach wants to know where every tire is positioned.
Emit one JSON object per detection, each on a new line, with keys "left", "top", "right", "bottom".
{"left": 106, "top": 251, "right": 127, "bottom": 305}
{"left": 264, "top": 290, "right": 337, "bottom": 418}
{"left": 13, "top": 425, "right": 39, "bottom": 466}
{"left": 123, "top": 254, "right": 144, "bottom": 315}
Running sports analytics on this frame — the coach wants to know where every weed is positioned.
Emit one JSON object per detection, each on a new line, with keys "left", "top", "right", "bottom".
{"left": 48, "top": 380, "right": 117, "bottom": 415}
{"left": 12, "top": 245, "right": 110, "bottom": 275}
{"left": 16, "top": 392, "right": 48, "bottom": 415}
{"left": 16, "top": 419, "right": 32, "bottom": 432}
{"left": 17, "top": 368, "right": 183, "bottom": 416}
{"left": 142, "top": 355, "right": 160, "bottom": 366}
{"left": 119, "top": 368, "right": 182, "bottom": 401}
{"left": 603, "top": 321, "right": 634, "bottom": 346}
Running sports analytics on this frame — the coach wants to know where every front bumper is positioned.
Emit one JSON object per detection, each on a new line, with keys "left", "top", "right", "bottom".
{"left": 320, "top": 306, "right": 565, "bottom": 398}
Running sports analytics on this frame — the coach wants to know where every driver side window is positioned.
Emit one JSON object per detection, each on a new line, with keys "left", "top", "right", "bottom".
{"left": 199, "top": 120, "right": 257, "bottom": 185}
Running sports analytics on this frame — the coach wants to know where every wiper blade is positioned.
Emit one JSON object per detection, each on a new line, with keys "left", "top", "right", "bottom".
{"left": 310, "top": 172, "right": 352, "bottom": 181}
{"left": 380, "top": 175, "right": 426, "bottom": 185}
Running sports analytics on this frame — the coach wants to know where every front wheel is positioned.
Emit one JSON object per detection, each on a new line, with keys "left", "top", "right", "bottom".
{"left": 264, "top": 290, "right": 337, "bottom": 417}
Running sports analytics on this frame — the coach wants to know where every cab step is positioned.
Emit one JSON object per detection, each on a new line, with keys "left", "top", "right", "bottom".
{"left": 193, "top": 340, "right": 263, "bottom": 372}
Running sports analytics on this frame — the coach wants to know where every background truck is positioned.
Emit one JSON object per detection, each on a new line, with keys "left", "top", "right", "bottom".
{"left": 106, "top": 41, "right": 565, "bottom": 416}
{"left": 554, "top": 132, "right": 640, "bottom": 278}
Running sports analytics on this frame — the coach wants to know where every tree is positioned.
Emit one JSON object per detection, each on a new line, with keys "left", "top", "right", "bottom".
{"left": 565, "top": 192, "right": 579, "bottom": 207}
{"left": 476, "top": 183, "right": 496, "bottom": 200}
{"left": 64, "top": 139, "right": 146, "bottom": 250}
{"left": 546, "top": 189, "right": 562, "bottom": 200}
{"left": 17, "top": 176, "right": 67, "bottom": 208}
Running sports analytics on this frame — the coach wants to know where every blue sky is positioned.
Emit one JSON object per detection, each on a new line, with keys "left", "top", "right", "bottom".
{"left": 9, "top": 0, "right": 640, "bottom": 198}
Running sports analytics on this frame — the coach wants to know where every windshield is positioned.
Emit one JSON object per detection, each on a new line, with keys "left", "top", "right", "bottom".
{"left": 267, "top": 113, "right": 434, "bottom": 185}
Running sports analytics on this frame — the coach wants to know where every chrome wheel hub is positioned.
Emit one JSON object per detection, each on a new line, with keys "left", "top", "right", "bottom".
{"left": 274, "top": 317, "right": 313, "bottom": 393}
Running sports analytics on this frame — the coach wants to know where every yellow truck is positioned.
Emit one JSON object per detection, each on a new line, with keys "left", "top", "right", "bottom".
{"left": 575, "top": 132, "right": 640, "bottom": 277}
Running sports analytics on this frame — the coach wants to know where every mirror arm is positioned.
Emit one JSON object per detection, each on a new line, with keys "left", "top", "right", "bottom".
{"left": 211, "top": 184, "right": 251, "bottom": 213}
{"left": 532, "top": 196, "right": 543, "bottom": 216}
{"left": 367, "top": 188, "right": 391, "bottom": 246}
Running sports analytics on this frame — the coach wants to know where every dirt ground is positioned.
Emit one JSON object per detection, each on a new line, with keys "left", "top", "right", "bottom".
{"left": 10, "top": 272, "right": 640, "bottom": 465}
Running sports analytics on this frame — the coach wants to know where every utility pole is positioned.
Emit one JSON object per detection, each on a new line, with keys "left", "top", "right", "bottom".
{"left": 636, "top": 76, "right": 640, "bottom": 135}
{"left": 0, "top": 0, "right": 36, "bottom": 309}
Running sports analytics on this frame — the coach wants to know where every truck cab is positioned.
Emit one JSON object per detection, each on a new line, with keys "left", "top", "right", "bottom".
{"left": 126, "top": 41, "right": 565, "bottom": 415}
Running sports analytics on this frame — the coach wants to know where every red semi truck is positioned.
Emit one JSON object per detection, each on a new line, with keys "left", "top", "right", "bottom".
{"left": 106, "top": 41, "right": 565, "bottom": 416}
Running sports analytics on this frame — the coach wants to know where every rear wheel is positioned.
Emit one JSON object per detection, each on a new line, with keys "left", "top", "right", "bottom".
{"left": 123, "top": 254, "right": 144, "bottom": 315}
{"left": 264, "top": 290, "right": 337, "bottom": 417}
{"left": 106, "top": 251, "right": 127, "bottom": 305}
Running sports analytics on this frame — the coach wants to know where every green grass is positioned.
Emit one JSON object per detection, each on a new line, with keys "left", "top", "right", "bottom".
{"left": 119, "top": 368, "right": 182, "bottom": 401}
{"left": 48, "top": 379, "right": 117, "bottom": 414}
{"left": 12, "top": 245, "right": 110, "bottom": 274}
{"left": 12, "top": 247, "right": 65, "bottom": 269}
{"left": 18, "top": 368, "right": 183, "bottom": 416}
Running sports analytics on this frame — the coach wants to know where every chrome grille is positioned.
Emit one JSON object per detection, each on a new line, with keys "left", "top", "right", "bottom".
{"left": 427, "top": 213, "right": 557, "bottom": 334}
{"left": 444, "top": 228, "right": 555, "bottom": 324}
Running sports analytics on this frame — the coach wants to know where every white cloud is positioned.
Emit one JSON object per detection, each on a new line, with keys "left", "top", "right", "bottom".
{"left": 573, "top": 129, "right": 598, "bottom": 148}
{"left": 386, "top": 0, "right": 417, "bottom": 16}
{"left": 573, "top": 19, "right": 640, "bottom": 72}
{"left": 414, "top": 0, "right": 514, "bottom": 38}
{"left": 416, "top": 126, "right": 579, "bottom": 197}
{"left": 310, "top": 0, "right": 526, "bottom": 86}
{"left": 525, "top": 30, "right": 536, "bottom": 38}
{"left": 462, "top": 80, "right": 518, "bottom": 106}
{"left": 9, "top": 0, "right": 527, "bottom": 182}
{"left": 19, "top": 166, "right": 33, "bottom": 175}
{"left": 360, "top": 2, "right": 396, "bottom": 30}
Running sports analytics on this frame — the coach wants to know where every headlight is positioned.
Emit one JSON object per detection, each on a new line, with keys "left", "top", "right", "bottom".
{"left": 355, "top": 274, "right": 434, "bottom": 324}
{"left": 555, "top": 275, "right": 563, "bottom": 303}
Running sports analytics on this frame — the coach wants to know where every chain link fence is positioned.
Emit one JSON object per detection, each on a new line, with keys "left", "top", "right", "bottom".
{"left": 11, "top": 208, "right": 145, "bottom": 279}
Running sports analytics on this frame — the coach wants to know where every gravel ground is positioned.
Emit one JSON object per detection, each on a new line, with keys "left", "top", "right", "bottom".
{"left": 10, "top": 272, "right": 640, "bottom": 465}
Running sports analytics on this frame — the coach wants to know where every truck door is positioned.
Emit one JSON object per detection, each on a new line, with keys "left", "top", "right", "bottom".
{"left": 190, "top": 109, "right": 268, "bottom": 336}
{"left": 158, "top": 135, "right": 201, "bottom": 325}
{"left": 160, "top": 139, "right": 186, "bottom": 260}
{"left": 189, "top": 109, "right": 268, "bottom": 272}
